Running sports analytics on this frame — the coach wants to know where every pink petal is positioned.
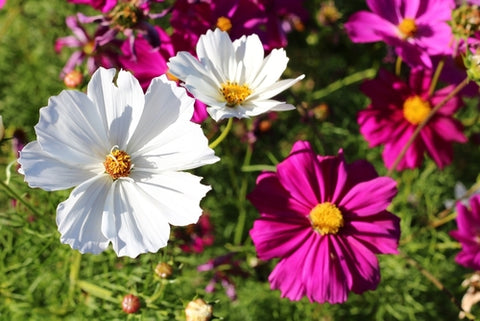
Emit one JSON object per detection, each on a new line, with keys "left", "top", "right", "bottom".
{"left": 344, "top": 11, "right": 397, "bottom": 43}
{"left": 339, "top": 177, "right": 397, "bottom": 216}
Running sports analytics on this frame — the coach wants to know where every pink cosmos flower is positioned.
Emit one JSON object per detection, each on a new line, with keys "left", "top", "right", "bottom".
{"left": 450, "top": 195, "right": 480, "bottom": 270}
{"left": 358, "top": 68, "right": 467, "bottom": 171}
{"left": 344, "top": 0, "right": 454, "bottom": 68}
{"left": 173, "top": 212, "right": 214, "bottom": 253}
{"left": 0, "top": 0, "right": 6, "bottom": 9}
{"left": 248, "top": 141, "right": 400, "bottom": 304}
{"left": 170, "top": 0, "right": 265, "bottom": 54}
{"left": 55, "top": 14, "right": 120, "bottom": 77}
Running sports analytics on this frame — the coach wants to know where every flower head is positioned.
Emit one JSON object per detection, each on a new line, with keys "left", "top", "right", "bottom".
{"left": 167, "top": 29, "right": 304, "bottom": 122}
{"left": 55, "top": 14, "right": 120, "bottom": 77}
{"left": 450, "top": 195, "right": 480, "bottom": 270}
{"left": 344, "top": 0, "right": 454, "bottom": 68}
{"left": 248, "top": 141, "right": 400, "bottom": 304}
{"left": 358, "top": 68, "right": 467, "bottom": 171}
{"left": 18, "top": 67, "right": 219, "bottom": 258}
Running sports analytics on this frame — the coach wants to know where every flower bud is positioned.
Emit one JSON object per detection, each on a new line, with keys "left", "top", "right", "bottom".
{"left": 185, "top": 298, "right": 213, "bottom": 321}
{"left": 122, "top": 294, "right": 140, "bottom": 314}
{"left": 154, "top": 262, "right": 173, "bottom": 279}
{"left": 64, "top": 70, "right": 83, "bottom": 88}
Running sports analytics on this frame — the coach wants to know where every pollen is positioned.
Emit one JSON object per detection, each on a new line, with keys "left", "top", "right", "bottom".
{"left": 216, "top": 16, "right": 232, "bottom": 32}
{"left": 309, "top": 202, "right": 344, "bottom": 235}
{"left": 104, "top": 147, "right": 132, "bottom": 180}
{"left": 403, "top": 95, "right": 431, "bottom": 125}
{"left": 109, "top": 2, "right": 142, "bottom": 30}
{"left": 398, "top": 18, "right": 417, "bottom": 39}
{"left": 220, "top": 81, "right": 252, "bottom": 107}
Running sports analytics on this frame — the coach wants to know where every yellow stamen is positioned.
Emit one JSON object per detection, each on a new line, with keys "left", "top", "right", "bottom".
{"left": 398, "top": 18, "right": 417, "bottom": 39}
{"left": 403, "top": 95, "right": 431, "bottom": 125}
{"left": 83, "top": 40, "right": 95, "bottom": 56}
{"left": 216, "top": 16, "right": 232, "bottom": 32}
{"left": 104, "top": 147, "right": 132, "bottom": 180}
{"left": 220, "top": 81, "right": 252, "bottom": 107}
{"left": 309, "top": 202, "right": 344, "bottom": 235}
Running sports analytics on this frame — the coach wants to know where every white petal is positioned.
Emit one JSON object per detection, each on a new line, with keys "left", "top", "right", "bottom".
{"left": 249, "top": 75, "right": 305, "bottom": 101}
{"left": 56, "top": 175, "right": 112, "bottom": 254}
{"left": 87, "top": 67, "right": 144, "bottom": 148}
{"left": 35, "top": 90, "right": 110, "bottom": 165}
{"left": 131, "top": 171, "right": 211, "bottom": 226}
{"left": 207, "top": 105, "right": 250, "bottom": 121}
{"left": 184, "top": 74, "right": 224, "bottom": 106}
{"left": 18, "top": 141, "right": 101, "bottom": 191}
{"left": 242, "top": 100, "right": 296, "bottom": 117}
{"left": 127, "top": 75, "right": 195, "bottom": 151}
{"left": 237, "top": 34, "right": 265, "bottom": 84}
{"left": 101, "top": 179, "right": 171, "bottom": 258}
{"left": 249, "top": 49, "right": 289, "bottom": 90}
{"left": 197, "top": 29, "right": 235, "bottom": 80}
{"left": 131, "top": 120, "right": 219, "bottom": 172}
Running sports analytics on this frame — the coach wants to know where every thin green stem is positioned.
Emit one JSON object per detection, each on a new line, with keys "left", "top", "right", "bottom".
{"left": 310, "top": 68, "right": 377, "bottom": 100}
{"left": 0, "top": 179, "right": 42, "bottom": 217}
{"left": 428, "top": 59, "right": 445, "bottom": 97}
{"left": 233, "top": 145, "right": 253, "bottom": 245}
{"left": 209, "top": 118, "right": 233, "bottom": 149}
{"left": 387, "top": 77, "right": 470, "bottom": 176}
{"left": 400, "top": 251, "right": 475, "bottom": 320}
{"left": 68, "top": 251, "right": 82, "bottom": 303}
{"left": 146, "top": 280, "right": 166, "bottom": 306}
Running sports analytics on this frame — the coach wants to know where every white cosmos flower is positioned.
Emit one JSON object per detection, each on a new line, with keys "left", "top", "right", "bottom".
{"left": 18, "top": 67, "right": 219, "bottom": 258}
{"left": 167, "top": 28, "right": 305, "bottom": 122}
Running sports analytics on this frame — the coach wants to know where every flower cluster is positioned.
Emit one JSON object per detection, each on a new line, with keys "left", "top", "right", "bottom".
{"left": 13, "top": 0, "right": 480, "bottom": 317}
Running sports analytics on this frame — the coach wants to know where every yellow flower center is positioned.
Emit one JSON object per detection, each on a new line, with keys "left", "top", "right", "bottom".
{"left": 403, "top": 95, "right": 431, "bottom": 125}
{"left": 216, "top": 16, "right": 232, "bottom": 32}
{"left": 398, "top": 18, "right": 417, "bottom": 39}
{"left": 220, "top": 81, "right": 252, "bottom": 107}
{"left": 109, "top": 1, "right": 143, "bottom": 30}
{"left": 309, "top": 202, "right": 344, "bottom": 235}
{"left": 104, "top": 147, "right": 132, "bottom": 180}
{"left": 83, "top": 40, "right": 95, "bottom": 56}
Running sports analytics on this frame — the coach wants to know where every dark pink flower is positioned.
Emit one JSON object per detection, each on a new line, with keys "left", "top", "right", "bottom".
{"left": 55, "top": 14, "right": 120, "bottom": 77}
{"left": 119, "top": 25, "right": 174, "bottom": 90}
{"left": 173, "top": 212, "right": 214, "bottom": 253}
{"left": 344, "top": 0, "right": 454, "bottom": 68}
{"left": 358, "top": 68, "right": 467, "bottom": 171}
{"left": 450, "top": 195, "right": 480, "bottom": 270}
{"left": 248, "top": 141, "right": 400, "bottom": 304}
{"left": 170, "top": 0, "right": 301, "bottom": 53}
{"left": 197, "top": 252, "right": 248, "bottom": 301}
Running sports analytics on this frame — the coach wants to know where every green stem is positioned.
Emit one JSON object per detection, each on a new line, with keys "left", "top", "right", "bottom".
{"left": 68, "top": 251, "right": 82, "bottom": 303}
{"left": 0, "top": 179, "right": 42, "bottom": 217}
{"left": 209, "top": 118, "right": 233, "bottom": 149}
{"left": 400, "top": 251, "right": 475, "bottom": 320}
{"left": 233, "top": 145, "right": 253, "bottom": 245}
{"left": 310, "top": 68, "right": 377, "bottom": 100}
{"left": 387, "top": 77, "right": 470, "bottom": 176}
{"left": 145, "top": 281, "right": 166, "bottom": 306}
{"left": 428, "top": 59, "right": 445, "bottom": 97}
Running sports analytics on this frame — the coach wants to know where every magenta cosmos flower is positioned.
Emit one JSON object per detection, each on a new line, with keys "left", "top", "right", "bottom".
{"left": 344, "top": 0, "right": 454, "bottom": 68}
{"left": 450, "top": 195, "right": 480, "bottom": 270}
{"left": 248, "top": 141, "right": 400, "bottom": 304}
{"left": 358, "top": 68, "right": 467, "bottom": 171}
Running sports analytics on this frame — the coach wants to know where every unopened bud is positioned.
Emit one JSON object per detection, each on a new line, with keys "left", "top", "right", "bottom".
{"left": 185, "top": 298, "right": 213, "bottom": 321}
{"left": 122, "top": 294, "right": 140, "bottom": 314}
{"left": 155, "top": 262, "right": 173, "bottom": 279}
{"left": 64, "top": 70, "right": 83, "bottom": 88}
